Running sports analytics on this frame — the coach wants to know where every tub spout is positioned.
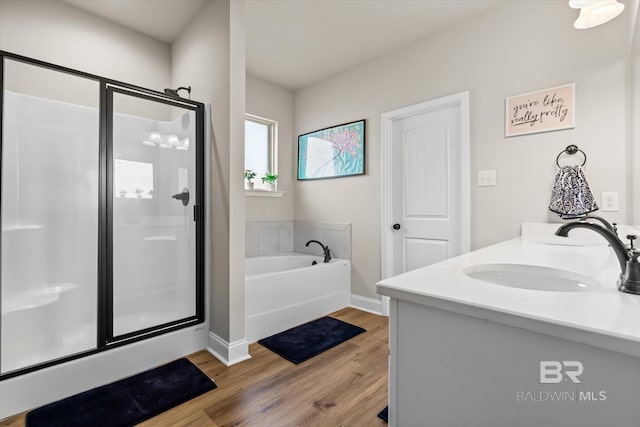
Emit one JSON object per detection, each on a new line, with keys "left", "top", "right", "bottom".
{"left": 305, "top": 240, "right": 332, "bottom": 263}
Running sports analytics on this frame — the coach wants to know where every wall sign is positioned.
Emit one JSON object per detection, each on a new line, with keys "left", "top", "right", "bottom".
{"left": 505, "top": 83, "right": 575, "bottom": 137}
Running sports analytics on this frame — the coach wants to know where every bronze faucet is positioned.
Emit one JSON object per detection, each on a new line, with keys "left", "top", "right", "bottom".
{"left": 555, "top": 221, "right": 640, "bottom": 295}
{"left": 305, "top": 240, "right": 332, "bottom": 263}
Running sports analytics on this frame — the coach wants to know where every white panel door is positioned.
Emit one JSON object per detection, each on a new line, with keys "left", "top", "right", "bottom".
{"left": 391, "top": 104, "right": 462, "bottom": 275}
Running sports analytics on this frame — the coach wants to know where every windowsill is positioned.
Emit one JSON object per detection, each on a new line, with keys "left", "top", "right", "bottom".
{"left": 245, "top": 189, "right": 284, "bottom": 198}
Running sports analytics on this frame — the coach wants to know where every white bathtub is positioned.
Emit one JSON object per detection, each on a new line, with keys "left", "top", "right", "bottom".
{"left": 245, "top": 253, "right": 351, "bottom": 343}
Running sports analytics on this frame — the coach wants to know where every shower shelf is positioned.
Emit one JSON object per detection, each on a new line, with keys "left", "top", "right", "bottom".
{"left": 2, "top": 293, "right": 58, "bottom": 314}
{"left": 2, "top": 224, "right": 43, "bottom": 231}
{"left": 2, "top": 282, "right": 80, "bottom": 314}
{"left": 144, "top": 236, "right": 177, "bottom": 241}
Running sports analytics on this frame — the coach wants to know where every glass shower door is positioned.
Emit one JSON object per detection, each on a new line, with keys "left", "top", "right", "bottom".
{"left": 107, "top": 87, "right": 200, "bottom": 340}
{"left": 1, "top": 51, "right": 205, "bottom": 380}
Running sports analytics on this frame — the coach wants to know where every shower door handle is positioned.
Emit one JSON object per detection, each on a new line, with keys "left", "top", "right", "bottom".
{"left": 172, "top": 188, "right": 189, "bottom": 206}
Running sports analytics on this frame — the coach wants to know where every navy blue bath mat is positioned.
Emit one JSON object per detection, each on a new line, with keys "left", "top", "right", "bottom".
{"left": 26, "top": 358, "right": 217, "bottom": 427}
{"left": 378, "top": 406, "right": 388, "bottom": 422}
{"left": 258, "top": 316, "right": 366, "bottom": 364}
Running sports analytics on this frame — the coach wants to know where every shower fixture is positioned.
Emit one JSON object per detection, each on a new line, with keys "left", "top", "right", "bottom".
{"left": 164, "top": 86, "right": 191, "bottom": 99}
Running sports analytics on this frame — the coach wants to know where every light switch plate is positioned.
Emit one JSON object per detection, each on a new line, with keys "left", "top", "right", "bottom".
{"left": 477, "top": 170, "right": 496, "bottom": 187}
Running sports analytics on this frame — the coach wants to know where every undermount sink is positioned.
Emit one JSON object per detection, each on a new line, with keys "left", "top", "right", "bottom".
{"left": 463, "top": 263, "right": 601, "bottom": 292}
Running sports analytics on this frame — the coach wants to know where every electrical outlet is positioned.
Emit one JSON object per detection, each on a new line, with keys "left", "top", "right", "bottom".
{"left": 601, "top": 192, "right": 619, "bottom": 212}
{"left": 477, "top": 170, "right": 496, "bottom": 187}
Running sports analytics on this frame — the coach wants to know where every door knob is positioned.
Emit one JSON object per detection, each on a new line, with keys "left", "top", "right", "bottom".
{"left": 392, "top": 223, "right": 401, "bottom": 230}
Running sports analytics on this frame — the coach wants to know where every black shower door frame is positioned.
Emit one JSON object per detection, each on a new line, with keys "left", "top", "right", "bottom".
{"left": 0, "top": 50, "right": 206, "bottom": 380}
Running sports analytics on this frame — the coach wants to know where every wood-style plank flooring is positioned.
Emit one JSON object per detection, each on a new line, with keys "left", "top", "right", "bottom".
{"left": 1, "top": 308, "right": 388, "bottom": 427}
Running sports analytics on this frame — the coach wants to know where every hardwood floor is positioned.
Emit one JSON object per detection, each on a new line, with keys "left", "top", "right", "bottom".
{"left": 0, "top": 308, "right": 389, "bottom": 427}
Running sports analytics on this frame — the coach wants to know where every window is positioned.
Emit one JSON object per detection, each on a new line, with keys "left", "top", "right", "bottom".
{"left": 245, "top": 114, "right": 277, "bottom": 190}
{"left": 114, "top": 159, "right": 154, "bottom": 199}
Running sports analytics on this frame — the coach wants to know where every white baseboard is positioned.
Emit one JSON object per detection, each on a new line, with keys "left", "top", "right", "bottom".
{"left": 350, "top": 294, "right": 385, "bottom": 315}
{"left": 206, "top": 332, "right": 251, "bottom": 366}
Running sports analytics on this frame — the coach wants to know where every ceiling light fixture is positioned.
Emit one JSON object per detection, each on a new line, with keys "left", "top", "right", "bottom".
{"left": 569, "top": 0, "right": 625, "bottom": 29}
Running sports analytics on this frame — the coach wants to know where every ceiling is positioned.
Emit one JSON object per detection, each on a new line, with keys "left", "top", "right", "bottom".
{"left": 244, "top": 0, "right": 504, "bottom": 89}
{"left": 62, "top": 0, "right": 208, "bottom": 43}
{"left": 62, "top": 0, "right": 507, "bottom": 90}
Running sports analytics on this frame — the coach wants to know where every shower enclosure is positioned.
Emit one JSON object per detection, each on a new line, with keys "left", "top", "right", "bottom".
{"left": 0, "top": 51, "right": 205, "bottom": 380}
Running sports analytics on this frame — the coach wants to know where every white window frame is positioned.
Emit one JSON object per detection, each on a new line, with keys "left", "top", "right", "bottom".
{"left": 245, "top": 113, "right": 278, "bottom": 192}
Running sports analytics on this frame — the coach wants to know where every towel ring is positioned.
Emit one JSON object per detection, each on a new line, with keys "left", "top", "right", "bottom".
{"left": 556, "top": 144, "right": 587, "bottom": 167}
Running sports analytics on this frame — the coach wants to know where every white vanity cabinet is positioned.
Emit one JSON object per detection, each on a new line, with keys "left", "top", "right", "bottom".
{"left": 378, "top": 235, "right": 640, "bottom": 427}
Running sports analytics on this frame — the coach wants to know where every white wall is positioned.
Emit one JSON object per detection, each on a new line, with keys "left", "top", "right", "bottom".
{"left": 246, "top": 73, "right": 295, "bottom": 221}
{"left": 172, "top": 0, "right": 247, "bottom": 360}
{"left": 0, "top": 0, "right": 171, "bottom": 92}
{"left": 632, "top": 2, "right": 640, "bottom": 224}
{"left": 633, "top": 51, "right": 639, "bottom": 224}
{"left": 0, "top": 0, "right": 173, "bottom": 122}
{"left": 294, "top": 0, "right": 632, "bottom": 300}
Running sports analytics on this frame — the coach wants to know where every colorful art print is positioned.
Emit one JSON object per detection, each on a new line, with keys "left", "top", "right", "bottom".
{"left": 505, "top": 83, "right": 575, "bottom": 137}
{"left": 298, "top": 120, "right": 365, "bottom": 180}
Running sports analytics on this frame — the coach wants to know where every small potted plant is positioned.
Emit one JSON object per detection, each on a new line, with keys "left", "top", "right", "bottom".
{"left": 244, "top": 169, "right": 256, "bottom": 190}
{"left": 261, "top": 172, "right": 278, "bottom": 191}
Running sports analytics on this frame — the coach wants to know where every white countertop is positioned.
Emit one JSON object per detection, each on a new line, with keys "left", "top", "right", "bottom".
{"left": 377, "top": 224, "right": 640, "bottom": 357}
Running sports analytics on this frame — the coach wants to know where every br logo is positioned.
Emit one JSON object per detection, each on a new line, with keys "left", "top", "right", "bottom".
{"left": 540, "top": 361, "right": 584, "bottom": 384}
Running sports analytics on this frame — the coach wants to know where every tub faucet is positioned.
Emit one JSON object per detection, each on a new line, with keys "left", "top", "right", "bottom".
{"left": 306, "top": 240, "right": 332, "bottom": 263}
{"left": 555, "top": 221, "right": 640, "bottom": 295}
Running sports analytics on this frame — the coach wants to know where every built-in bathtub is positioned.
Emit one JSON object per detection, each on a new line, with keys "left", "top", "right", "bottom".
{"left": 245, "top": 253, "right": 351, "bottom": 343}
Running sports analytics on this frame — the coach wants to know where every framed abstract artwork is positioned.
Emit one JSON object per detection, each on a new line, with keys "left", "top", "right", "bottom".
{"left": 297, "top": 119, "right": 365, "bottom": 180}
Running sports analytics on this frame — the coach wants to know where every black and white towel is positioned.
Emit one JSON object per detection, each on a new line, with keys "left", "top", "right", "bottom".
{"left": 549, "top": 165, "right": 598, "bottom": 219}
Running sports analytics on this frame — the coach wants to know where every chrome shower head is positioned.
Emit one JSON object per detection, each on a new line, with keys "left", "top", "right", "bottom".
{"left": 164, "top": 86, "right": 191, "bottom": 99}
